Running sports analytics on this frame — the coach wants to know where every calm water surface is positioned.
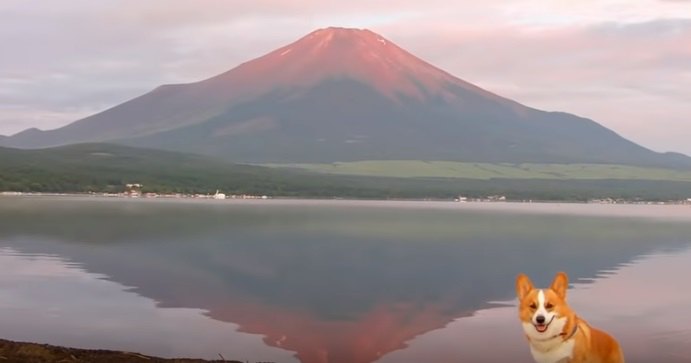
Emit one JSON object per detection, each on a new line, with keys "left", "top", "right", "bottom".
{"left": 0, "top": 197, "right": 690, "bottom": 363}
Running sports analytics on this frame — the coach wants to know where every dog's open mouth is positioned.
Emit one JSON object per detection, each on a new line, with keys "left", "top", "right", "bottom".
{"left": 534, "top": 316, "right": 554, "bottom": 333}
{"left": 534, "top": 323, "right": 548, "bottom": 333}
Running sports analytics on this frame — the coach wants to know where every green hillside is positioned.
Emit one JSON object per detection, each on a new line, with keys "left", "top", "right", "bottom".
{"left": 0, "top": 143, "right": 355, "bottom": 196}
{"left": 268, "top": 160, "right": 691, "bottom": 181}
{"left": 2, "top": 144, "right": 691, "bottom": 201}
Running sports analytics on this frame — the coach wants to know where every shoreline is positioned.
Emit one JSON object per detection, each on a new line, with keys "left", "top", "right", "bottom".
{"left": 1, "top": 190, "right": 690, "bottom": 206}
{"left": 0, "top": 338, "right": 240, "bottom": 362}
{"left": 1, "top": 193, "right": 690, "bottom": 222}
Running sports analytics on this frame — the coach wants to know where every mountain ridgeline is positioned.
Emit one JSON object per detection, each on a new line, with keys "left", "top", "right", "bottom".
{"left": 2, "top": 27, "right": 690, "bottom": 169}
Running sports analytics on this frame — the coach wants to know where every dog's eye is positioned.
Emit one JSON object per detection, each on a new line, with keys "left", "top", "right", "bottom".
{"left": 529, "top": 303, "right": 537, "bottom": 310}
{"left": 545, "top": 303, "right": 554, "bottom": 309}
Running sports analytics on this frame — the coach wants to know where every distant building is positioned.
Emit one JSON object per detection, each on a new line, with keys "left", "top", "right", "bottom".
{"left": 213, "top": 190, "right": 226, "bottom": 200}
{"left": 125, "top": 183, "right": 143, "bottom": 197}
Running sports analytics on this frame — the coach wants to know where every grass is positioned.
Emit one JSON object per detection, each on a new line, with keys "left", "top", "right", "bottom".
{"left": 266, "top": 160, "right": 691, "bottom": 181}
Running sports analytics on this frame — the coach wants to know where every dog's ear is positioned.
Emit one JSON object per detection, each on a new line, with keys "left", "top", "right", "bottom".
{"left": 550, "top": 271, "right": 569, "bottom": 300}
{"left": 516, "top": 273, "right": 534, "bottom": 300}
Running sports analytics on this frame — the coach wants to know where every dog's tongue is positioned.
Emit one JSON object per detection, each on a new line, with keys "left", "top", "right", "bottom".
{"left": 536, "top": 324, "right": 548, "bottom": 333}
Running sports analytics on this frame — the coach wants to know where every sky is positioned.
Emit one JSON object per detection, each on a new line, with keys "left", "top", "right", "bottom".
{"left": 1, "top": 0, "right": 690, "bottom": 154}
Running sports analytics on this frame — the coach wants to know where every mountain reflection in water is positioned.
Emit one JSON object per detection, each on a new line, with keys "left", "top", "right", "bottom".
{"left": 0, "top": 197, "right": 690, "bottom": 363}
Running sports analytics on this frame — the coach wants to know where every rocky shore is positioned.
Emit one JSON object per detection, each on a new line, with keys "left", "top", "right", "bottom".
{"left": 0, "top": 339, "right": 241, "bottom": 363}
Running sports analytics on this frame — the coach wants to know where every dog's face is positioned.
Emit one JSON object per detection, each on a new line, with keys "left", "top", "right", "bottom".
{"left": 516, "top": 272, "right": 572, "bottom": 340}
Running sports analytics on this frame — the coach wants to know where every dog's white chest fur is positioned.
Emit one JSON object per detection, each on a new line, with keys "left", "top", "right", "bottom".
{"left": 529, "top": 338, "right": 575, "bottom": 363}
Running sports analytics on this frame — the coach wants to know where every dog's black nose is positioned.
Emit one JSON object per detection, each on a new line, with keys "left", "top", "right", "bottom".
{"left": 536, "top": 315, "right": 546, "bottom": 324}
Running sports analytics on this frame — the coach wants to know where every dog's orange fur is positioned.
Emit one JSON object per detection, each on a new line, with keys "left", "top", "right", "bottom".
{"left": 516, "top": 272, "right": 625, "bottom": 363}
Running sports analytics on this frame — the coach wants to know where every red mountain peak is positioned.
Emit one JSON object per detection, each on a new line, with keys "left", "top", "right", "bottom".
{"left": 204, "top": 27, "right": 468, "bottom": 102}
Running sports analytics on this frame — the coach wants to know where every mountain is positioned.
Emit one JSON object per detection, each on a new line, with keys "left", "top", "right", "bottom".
{"left": 2, "top": 27, "right": 690, "bottom": 168}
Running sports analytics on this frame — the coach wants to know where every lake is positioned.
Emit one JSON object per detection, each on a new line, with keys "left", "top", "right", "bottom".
{"left": 0, "top": 197, "right": 690, "bottom": 363}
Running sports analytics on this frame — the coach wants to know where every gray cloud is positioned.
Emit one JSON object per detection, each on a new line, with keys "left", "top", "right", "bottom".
{"left": 590, "top": 18, "right": 691, "bottom": 37}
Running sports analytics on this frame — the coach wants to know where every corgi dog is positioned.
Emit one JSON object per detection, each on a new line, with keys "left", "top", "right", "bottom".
{"left": 515, "top": 272, "right": 624, "bottom": 363}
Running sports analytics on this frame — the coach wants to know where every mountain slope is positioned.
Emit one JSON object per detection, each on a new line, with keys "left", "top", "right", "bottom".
{"left": 3, "top": 27, "right": 690, "bottom": 168}
{"left": 2, "top": 144, "right": 691, "bottom": 200}
{"left": 0, "top": 144, "right": 333, "bottom": 195}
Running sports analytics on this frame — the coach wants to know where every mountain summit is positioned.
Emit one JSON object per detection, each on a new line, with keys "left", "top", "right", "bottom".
{"left": 3, "top": 27, "right": 690, "bottom": 168}
{"left": 208, "top": 27, "right": 504, "bottom": 103}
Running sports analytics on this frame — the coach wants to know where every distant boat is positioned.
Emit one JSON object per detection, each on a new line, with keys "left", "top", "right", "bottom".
{"left": 213, "top": 190, "right": 226, "bottom": 200}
